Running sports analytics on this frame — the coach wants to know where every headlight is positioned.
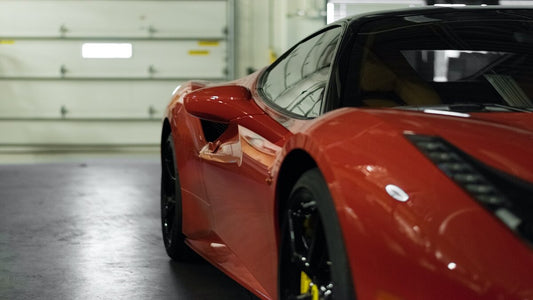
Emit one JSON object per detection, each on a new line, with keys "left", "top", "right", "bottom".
{"left": 406, "top": 134, "right": 533, "bottom": 246}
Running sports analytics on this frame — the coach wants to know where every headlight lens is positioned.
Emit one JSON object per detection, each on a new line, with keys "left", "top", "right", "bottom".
{"left": 406, "top": 134, "right": 533, "bottom": 246}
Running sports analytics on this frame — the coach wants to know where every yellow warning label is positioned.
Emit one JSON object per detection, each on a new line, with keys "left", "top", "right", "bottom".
{"left": 188, "top": 50, "right": 210, "bottom": 56}
{"left": 0, "top": 40, "right": 15, "bottom": 45}
{"left": 198, "top": 40, "right": 219, "bottom": 47}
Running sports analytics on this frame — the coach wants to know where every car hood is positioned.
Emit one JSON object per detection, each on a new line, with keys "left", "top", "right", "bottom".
{"left": 363, "top": 109, "right": 533, "bottom": 183}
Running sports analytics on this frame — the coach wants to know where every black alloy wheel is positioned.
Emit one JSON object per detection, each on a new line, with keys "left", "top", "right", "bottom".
{"left": 161, "top": 133, "right": 194, "bottom": 261}
{"left": 279, "top": 168, "right": 355, "bottom": 300}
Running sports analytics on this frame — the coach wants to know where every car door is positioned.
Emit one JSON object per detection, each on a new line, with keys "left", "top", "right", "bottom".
{"left": 196, "top": 25, "right": 343, "bottom": 296}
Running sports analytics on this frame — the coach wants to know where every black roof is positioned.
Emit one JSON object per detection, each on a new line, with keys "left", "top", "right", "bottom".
{"left": 333, "top": 6, "right": 533, "bottom": 31}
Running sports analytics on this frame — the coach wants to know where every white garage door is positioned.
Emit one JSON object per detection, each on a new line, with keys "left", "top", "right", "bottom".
{"left": 0, "top": 0, "right": 233, "bottom": 150}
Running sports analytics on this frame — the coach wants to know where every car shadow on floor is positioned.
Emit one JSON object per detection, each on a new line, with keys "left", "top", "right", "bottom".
{"left": 166, "top": 258, "right": 259, "bottom": 300}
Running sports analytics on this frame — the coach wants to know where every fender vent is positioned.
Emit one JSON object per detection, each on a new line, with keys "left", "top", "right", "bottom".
{"left": 407, "top": 134, "right": 533, "bottom": 247}
{"left": 201, "top": 120, "right": 228, "bottom": 142}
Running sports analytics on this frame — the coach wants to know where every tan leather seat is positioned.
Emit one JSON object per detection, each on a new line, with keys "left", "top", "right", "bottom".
{"left": 360, "top": 51, "right": 441, "bottom": 107}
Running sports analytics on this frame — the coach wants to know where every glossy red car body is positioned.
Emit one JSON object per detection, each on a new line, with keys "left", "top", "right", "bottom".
{"left": 162, "top": 7, "right": 533, "bottom": 300}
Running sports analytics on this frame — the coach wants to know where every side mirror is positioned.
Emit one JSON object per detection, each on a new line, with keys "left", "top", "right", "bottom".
{"left": 183, "top": 85, "right": 263, "bottom": 123}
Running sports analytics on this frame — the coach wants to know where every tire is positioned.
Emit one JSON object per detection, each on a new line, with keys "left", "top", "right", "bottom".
{"left": 161, "top": 133, "right": 195, "bottom": 261}
{"left": 279, "top": 168, "right": 355, "bottom": 300}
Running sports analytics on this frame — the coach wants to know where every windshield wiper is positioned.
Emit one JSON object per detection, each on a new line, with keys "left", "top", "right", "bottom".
{"left": 397, "top": 103, "right": 532, "bottom": 113}
{"left": 451, "top": 103, "right": 531, "bottom": 112}
{"left": 445, "top": 103, "right": 530, "bottom": 112}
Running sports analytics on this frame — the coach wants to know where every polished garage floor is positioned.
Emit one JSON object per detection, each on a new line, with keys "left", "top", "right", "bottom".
{"left": 0, "top": 157, "right": 257, "bottom": 299}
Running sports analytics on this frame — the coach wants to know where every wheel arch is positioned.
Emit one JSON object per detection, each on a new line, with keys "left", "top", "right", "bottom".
{"left": 160, "top": 118, "right": 172, "bottom": 168}
{"left": 275, "top": 149, "right": 317, "bottom": 228}
{"left": 161, "top": 118, "right": 171, "bottom": 146}
{"left": 275, "top": 149, "right": 358, "bottom": 299}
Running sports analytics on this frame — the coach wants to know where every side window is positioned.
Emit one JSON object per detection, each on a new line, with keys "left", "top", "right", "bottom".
{"left": 261, "top": 26, "right": 341, "bottom": 118}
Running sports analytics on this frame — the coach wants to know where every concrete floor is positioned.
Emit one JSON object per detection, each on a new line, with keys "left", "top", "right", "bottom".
{"left": 0, "top": 157, "right": 257, "bottom": 299}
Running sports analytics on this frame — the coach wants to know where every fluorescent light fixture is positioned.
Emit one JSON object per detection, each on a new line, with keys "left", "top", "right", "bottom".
{"left": 82, "top": 43, "right": 133, "bottom": 59}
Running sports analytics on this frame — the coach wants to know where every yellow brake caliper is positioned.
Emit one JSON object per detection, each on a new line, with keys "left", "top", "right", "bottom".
{"left": 300, "top": 271, "right": 319, "bottom": 300}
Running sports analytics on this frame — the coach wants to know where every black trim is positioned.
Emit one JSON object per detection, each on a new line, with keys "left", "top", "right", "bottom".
{"left": 200, "top": 120, "right": 229, "bottom": 142}
{"left": 407, "top": 134, "right": 533, "bottom": 246}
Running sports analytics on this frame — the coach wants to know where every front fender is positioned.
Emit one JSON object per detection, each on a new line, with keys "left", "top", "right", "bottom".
{"left": 278, "top": 108, "right": 533, "bottom": 299}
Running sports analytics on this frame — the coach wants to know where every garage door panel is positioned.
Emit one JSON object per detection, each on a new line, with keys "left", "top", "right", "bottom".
{"left": 0, "top": 121, "right": 162, "bottom": 145}
{"left": 0, "top": 81, "right": 179, "bottom": 119}
{"left": 0, "top": 1, "right": 227, "bottom": 39}
{"left": 0, "top": 40, "right": 226, "bottom": 79}
{"left": 0, "top": 0, "right": 232, "bottom": 148}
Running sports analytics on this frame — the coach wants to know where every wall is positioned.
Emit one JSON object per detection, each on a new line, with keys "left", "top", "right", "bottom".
{"left": 233, "top": 0, "right": 533, "bottom": 77}
{"left": 234, "top": 0, "right": 327, "bottom": 78}
{"left": 0, "top": 0, "right": 230, "bottom": 151}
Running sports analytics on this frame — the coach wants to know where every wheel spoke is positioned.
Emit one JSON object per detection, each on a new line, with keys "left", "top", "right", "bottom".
{"left": 305, "top": 213, "right": 320, "bottom": 268}
{"left": 308, "top": 218, "right": 330, "bottom": 273}
{"left": 282, "top": 189, "right": 336, "bottom": 300}
{"left": 287, "top": 207, "right": 312, "bottom": 272}
{"left": 307, "top": 217, "right": 334, "bottom": 299}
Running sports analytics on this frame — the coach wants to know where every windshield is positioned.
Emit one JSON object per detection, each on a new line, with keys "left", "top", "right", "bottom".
{"left": 353, "top": 11, "right": 533, "bottom": 112}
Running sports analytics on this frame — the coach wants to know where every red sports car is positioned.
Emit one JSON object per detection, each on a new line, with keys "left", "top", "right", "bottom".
{"left": 160, "top": 6, "right": 533, "bottom": 300}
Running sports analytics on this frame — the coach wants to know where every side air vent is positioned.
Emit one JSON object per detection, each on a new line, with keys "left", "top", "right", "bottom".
{"left": 201, "top": 120, "right": 229, "bottom": 142}
{"left": 406, "top": 134, "right": 533, "bottom": 247}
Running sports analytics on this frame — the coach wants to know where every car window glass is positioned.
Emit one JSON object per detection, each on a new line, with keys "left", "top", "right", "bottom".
{"left": 261, "top": 26, "right": 341, "bottom": 118}
{"left": 354, "top": 16, "right": 533, "bottom": 111}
